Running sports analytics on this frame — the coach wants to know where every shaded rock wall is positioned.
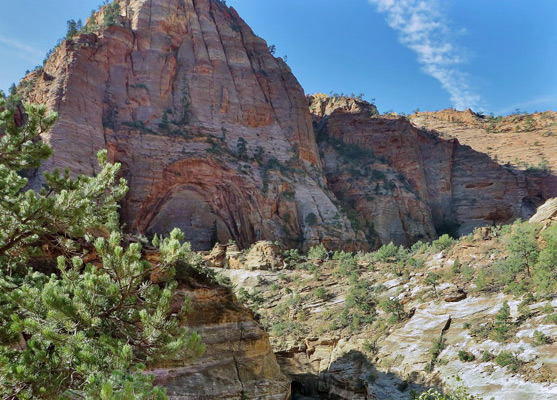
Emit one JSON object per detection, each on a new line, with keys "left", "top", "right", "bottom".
{"left": 152, "top": 284, "right": 290, "bottom": 400}
{"left": 310, "top": 94, "right": 555, "bottom": 237}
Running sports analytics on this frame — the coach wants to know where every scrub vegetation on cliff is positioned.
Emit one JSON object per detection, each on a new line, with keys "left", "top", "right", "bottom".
{"left": 210, "top": 203, "right": 557, "bottom": 398}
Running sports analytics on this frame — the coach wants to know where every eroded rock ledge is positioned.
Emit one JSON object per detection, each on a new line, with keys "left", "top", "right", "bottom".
{"left": 152, "top": 281, "right": 290, "bottom": 399}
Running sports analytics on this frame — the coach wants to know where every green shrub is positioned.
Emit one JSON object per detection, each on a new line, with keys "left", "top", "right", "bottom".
{"left": 517, "top": 296, "right": 534, "bottom": 319}
{"left": 481, "top": 351, "right": 494, "bottom": 362}
{"left": 461, "top": 265, "right": 475, "bottom": 282}
{"left": 506, "top": 221, "right": 540, "bottom": 278}
{"left": 451, "top": 257, "right": 461, "bottom": 274}
{"left": 279, "top": 273, "right": 290, "bottom": 282}
{"left": 308, "top": 244, "right": 328, "bottom": 261}
{"left": 469, "top": 323, "right": 492, "bottom": 340}
{"left": 236, "top": 137, "right": 248, "bottom": 159}
{"left": 495, "top": 351, "right": 522, "bottom": 372}
{"left": 283, "top": 248, "right": 303, "bottom": 268}
{"left": 490, "top": 301, "right": 512, "bottom": 343}
{"left": 375, "top": 242, "right": 398, "bottom": 262}
{"left": 474, "top": 269, "right": 489, "bottom": 291}
{"left": 432, "top": 234, "right": 455, "bottom": 251}
{"left": 533, "top": 223, "right": 557, "bottom": 294}
{"left": 237, "top": 288, "right": 264, "bottom": 308}
{"left": 379, "top": 298, "right": 405, "bottom": 323}
{"left": 333, "top": 251, "right": 358, "bottom": 276}
{"left": 346, "top": 279, "right": 376, "bottom": 315}
{"left": 103, "top": 1, "right": 121, "bottom": 26}
{"left": 376, "top": 242, "right": 409, "bottom": 263}
{"left": 543, "top": 303, "right": 555, "bottom": 314}
{"left": 412, "top": 385, "right": 482, "bottom": 399}
{"left": 458, "top": 350, "right": 476, "bottom": 362}
{"left": 546, "top": 313, "right": 557, "bottom": 324}
{"left": 533, "top": 330, "right": 551, "bottom": 346}
{"left": 313, "top": 287, "right": 328, "bottom": 300}
{"left": 410, "top": 240, "right": 430, "bottom": 255}
{"left": 425, "top": 273, "right": 441, "bottom": 296}
{"left": 430, "top": 336, "right": 447, "bottom": 363}
{"left": 363, "top": 339, "right": 378, "bottom": 354}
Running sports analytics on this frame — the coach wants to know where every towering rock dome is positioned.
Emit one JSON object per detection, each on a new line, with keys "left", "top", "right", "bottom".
{"left": 23, "top": 0, "right": 361, "bottom": 250}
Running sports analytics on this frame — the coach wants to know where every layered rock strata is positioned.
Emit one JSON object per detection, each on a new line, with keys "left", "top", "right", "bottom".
{"left": 22, "top": 0, "right": 361, "bottom": 251}
{"left": 152, "top": 283, "right": 290, "bottom": 400}
{"left": 19, "top": 0, "right": 556, "bottom": 250}
{"left": 310, "top": 94, "right": 556, "bottom": 237}
{"left": 410, "top": 109, "right": 557, "bottom": 173}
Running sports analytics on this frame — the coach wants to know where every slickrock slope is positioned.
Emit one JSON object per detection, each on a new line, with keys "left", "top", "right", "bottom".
{"left": 211, "top": 199, "right": 557, "bottom": 400}
{"left": 21, "top": 0, "right": 361, "bottom": 251}
{"left": 310, "top": 94, "right": 557, "bottom": 238}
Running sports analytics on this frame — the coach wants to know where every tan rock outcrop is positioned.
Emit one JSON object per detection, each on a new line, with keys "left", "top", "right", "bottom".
{"left": 204, "top": 241, "right": 284, "bottom": 270}
{"left": 529, "top": 198, "right": 557, "bottom": 224}
{"left": 410, "top": 109, "right": 557, "bottom": 175}
{"left": 152, "top": 284, "right": 291, "bottom": 400}
{"left": 240, "top": 241, "right": 284, "bottom": 271}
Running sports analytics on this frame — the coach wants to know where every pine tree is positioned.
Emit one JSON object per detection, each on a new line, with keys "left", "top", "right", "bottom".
{"left": 66, "top": 19, "right": 78, "bottom": 39}
{"left": 236, "top": 137, "right": 248, "bottom": 160}
{"left": 491, "top": 301, "right": 511, "bottom": 342}
{"left": 103, "top": 2, "right": 121, "bottom": 26}
{"left": 0, "top": 98, "right": 204, "bottom": 399}
{"left": 507, "top": 222, "right": 539, "bottom": 277}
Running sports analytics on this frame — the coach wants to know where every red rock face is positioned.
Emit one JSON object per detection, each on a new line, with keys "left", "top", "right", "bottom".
{"left": 310, "top": 95, "right": 556, "bottom": 237}
{"left": 23, "top": 0, "right": 360, "bottom": 250}
{"left": 21, "top": 1, "right": 555, "bottom": 250}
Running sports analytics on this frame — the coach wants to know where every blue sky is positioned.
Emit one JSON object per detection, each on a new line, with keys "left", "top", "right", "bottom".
{"left": 0, "top": 0, "right": 555, "bottom": 115}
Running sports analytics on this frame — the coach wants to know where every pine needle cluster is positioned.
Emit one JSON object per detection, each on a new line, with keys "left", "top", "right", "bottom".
{"left": 0, "top": 96, "right": 204, "bottom": 399}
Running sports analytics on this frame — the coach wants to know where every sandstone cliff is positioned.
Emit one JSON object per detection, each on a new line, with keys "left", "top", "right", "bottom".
{"left": 152, "top": 280, "right": 290, "bottom": 400}
{"left": 310, "top": 94, "right": 557, "bottom": 239}
{"left": 21, "top": 0, "right": 361, "bottom": 251}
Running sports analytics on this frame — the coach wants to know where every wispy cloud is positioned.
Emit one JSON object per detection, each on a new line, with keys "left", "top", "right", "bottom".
{"left": 0, "top": 35, "right": 44, "bottom": 60}
{"left": 368, "top": 0, "right": 480, "bottom": 110}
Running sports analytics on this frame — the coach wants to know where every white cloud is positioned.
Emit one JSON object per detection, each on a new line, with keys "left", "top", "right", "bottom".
{"left": 0, "top": 35, "right": 43, "bottom": 58}
{"left": 368, "top": 0, "right": 481, "bottom": 110}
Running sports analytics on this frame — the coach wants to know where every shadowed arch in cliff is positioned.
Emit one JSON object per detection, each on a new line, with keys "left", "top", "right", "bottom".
{"left": 129, "top": 158, "right": 270, "bottom": 250}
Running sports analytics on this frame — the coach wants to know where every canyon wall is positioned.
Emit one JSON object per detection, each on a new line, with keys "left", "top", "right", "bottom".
{"left": 152, "top": 282, "right": 290, "bottom": 400}
{"left": 19, "top": 0, "right": 555, "bottom": 252}
{"left": 22, "top": 0, "right": 361, "bottom": 251}
{"left": 310, "top": 94, "right": 556, "bottom": 238}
